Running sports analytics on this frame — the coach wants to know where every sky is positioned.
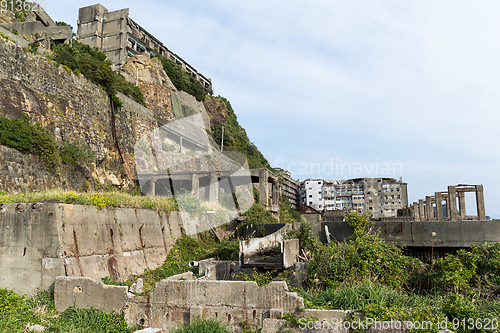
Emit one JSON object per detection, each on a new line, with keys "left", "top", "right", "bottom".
{"left": 46, "top": 0, "right": 500, "bottom": 217}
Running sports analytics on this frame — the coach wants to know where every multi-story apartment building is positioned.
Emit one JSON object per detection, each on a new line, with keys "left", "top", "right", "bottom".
{"left": 300, "top": 177, "right": 408, "bottom": 219}
{"left": 76, "top": 4, "right": 213, "bottom": 94}
{"left": 300, "top": 179, "right": 324, "bottom": 211}
{"left": 275, "top": 168, "right": 300, "bottom": 209}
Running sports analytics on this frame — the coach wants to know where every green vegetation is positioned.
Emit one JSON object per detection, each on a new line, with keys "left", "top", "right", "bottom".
{"left": 0, "top": 113, "right": 60, "bottom": 164}
{"left": 60, "top": 141, "right": 95, "bottom": 166}
{"left": 0, "top": 287, "right": 136, "bottom": 332}
{"left": 278, "top": 196, "right": 301, "bottom": 224}
{"left": 172, "top": 318, "right": 231, "bottom": 333}
{"left": 0, "top": 114, "right": 96, "bottom": 167}
{"left": 291, "top": 210, "right": 500, "bottom": 333}
{"left": 49, "top": 40, "right": 144, "bottom": 106}
{"left": 207, "top": 96, "right": 269, "bottom": 169}
{"left": 237, "top": 268, "right": 285, "bottom": 286}
{"left": 158, "top": 57, "right": 207, "bottom": 102}
{"left": 103, "top": 235, "right": 240, "bottom": 295}
{"left": 240, "top": 204, "right": 279, "bottom": 237}
{"left": 0, "top": 189, "right": 177, "bottom": 211}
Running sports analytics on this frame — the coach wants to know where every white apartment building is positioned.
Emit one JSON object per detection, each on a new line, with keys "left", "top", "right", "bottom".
{"left": 300, "top": 179, "right": 324, "bottom": 210}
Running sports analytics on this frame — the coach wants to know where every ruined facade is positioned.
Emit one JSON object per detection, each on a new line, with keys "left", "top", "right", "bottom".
{"left": 76, "top": 4, "right": 213, "bottom": 94}
{"left": 275, "top": 168, "right": 300, "bottom": 209}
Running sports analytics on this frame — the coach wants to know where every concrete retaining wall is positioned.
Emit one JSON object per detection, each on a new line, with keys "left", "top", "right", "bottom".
{"left": 0, "top": 203, "right": 189, "bottom": 295}
{"left": 321, "top": 221, "right": 500, "bottom": 247}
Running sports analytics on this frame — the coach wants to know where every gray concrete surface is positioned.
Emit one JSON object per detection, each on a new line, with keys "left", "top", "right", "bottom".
{"left": 321, "top": 220, "right": 500, "bottom": 247}
{"left": 54, "top": 276, "right": 128, "bottom": 313}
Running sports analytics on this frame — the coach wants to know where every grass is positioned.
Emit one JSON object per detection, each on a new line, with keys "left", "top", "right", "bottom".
{"left": 0, "top": 189, "right": 178, "bottom": 210}
{"left": 0, "top": 287, "right": 137, "bottom": 333}
{"left": 172, "top": 318, "right": 231, "bottom": 333}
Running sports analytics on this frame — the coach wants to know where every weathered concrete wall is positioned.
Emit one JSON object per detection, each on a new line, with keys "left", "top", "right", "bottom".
{"left": 0, "top": 203, "right": 189, "bottom": 295}
{"left": 321, "top": 221, "right": 500, "bottom": 247}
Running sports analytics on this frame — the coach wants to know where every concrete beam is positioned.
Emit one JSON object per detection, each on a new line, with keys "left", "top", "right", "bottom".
{"left": 191, "top": 174, "right": 199, "bottom": 197}
{"left": 418, "top": 199, "right": 425, "bottom": 221}
{"left": 209, "top": 172, "right": 219, "bottom": 202}
{"left": 435, "top": 192, "right": 443, "bottom": 221}
{"left": 476, "top": 185, "right": 486, "bottom": 221}
{"left": 458, "top": 191, "right": 466, "bottom": 218}
{"left": 259, "top": 169, "right": 269, "bottom": 209}
{"left": 425, "top": 196, "right": 433, "bottom": 220}
{"left": 448, "top": 186, "right": 458, "bottom": 221}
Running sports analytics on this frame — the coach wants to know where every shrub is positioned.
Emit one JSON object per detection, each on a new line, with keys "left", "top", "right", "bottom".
{"left": 307, "top": 210, "right": 419, "bottom": 290}
{"left": 50, "top": 40, "right": 145, "bottom": 106}
{"left": 0, "top": 113, "right": 59, "bottom": 164}
{"left": 60, "top": 141, "right": 95, "bottom": 166}
{"left": 158, "top": 57, "right": 207, "bottom": 102}
{"left": 176, "top": 194, "right": 202, "bottom": 215}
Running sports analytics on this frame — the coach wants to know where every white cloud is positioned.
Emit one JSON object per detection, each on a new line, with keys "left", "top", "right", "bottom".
{"left": 46, "top": 0, "right": 500, "bottom": 216}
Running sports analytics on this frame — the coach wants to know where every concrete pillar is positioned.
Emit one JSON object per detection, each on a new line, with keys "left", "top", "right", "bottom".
{"left": 425, "top": 196, "right": 433, "bottom": 220}
{"left": 412, "top": 202, "right": 419, "bottom": 221}
{"left": 148, "top": 178, "right": 156, "bottom": 197}
{"left": 191, "top": 174, "right": 199, "bottom": 197}
{"left": 448, "top": 186, "right": 458, "bottom": 221}
{"left": 458, "top": 191, "right": 466, "bottom": 218}
{"left": 259, "top": 169, "right": 269, "bottom": 209}
{"left": 418, "top": 199, "right": 425, "bottom": 221}
{"left": 435, "top": 192, "right": 443, "bottom": 221}
{"left": 476, "top": 185, "right": 486, "bottom": 220}
{"left": 209, "top": 172, "right": 219, "bottom": 202}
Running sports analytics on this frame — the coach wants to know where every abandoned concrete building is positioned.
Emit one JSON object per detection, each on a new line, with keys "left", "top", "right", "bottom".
{"left": 0, "top": 6, "right": 72, "bottom": 45}
{"left": 274, "top": 168, "right": 300, "bottom": 209}
{"left": 76, "top": 4, "right": 213, "bottom": 94}
{"left": 300, "top": 177, "right": 408, "bottom": 219}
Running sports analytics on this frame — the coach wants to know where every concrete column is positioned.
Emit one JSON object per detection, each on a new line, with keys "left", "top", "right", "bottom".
{"left": 476, "top": 185, "right": 486, "bottom": 220}
{"left": 458, "top": 191, "right": 466, "bottom": 218}
{"left": 435, "top": 192, "right": 443, "bottom": 221}
{"left": 259, "top": 169, "right": 269, "bottom": 209}
{"left": 148, "top": 178, "right": 156, "bottom": 197}
{"left": 418, "top": 199, "right": 425, "bottom": 221}
{"left": 425, "top": 196, "right": 433, "bottom": 220}
{"left": 209, "top": 172, "right": 219, "bottom": 202}
{"left": 191, "top": 174, "right": 199, "bottom": 197}
{"left": 412, "top": 202, "right": 419, "bottom": 221}
{"left": 448, "top": 186, "right": 458, "bottom": 221}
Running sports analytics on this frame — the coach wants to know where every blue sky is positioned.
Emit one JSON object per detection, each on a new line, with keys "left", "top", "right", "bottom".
{"left": 48, "top": 0, "right": 500, "bottom": 217}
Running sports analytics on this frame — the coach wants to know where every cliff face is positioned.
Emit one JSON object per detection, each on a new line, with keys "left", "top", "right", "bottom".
{"left": 0, "top": 38, "right": 153, "bottom": 191}
{"left": 0, "top": 35, "right": 268, "bottom": 193}
{"left": 203, "top": 95, "right": 269, "bottom": 170}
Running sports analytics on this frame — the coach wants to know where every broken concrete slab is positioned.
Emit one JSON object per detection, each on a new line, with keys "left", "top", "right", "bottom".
{"left": 54, "top": 276, "right": 128, "bottom": 314}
